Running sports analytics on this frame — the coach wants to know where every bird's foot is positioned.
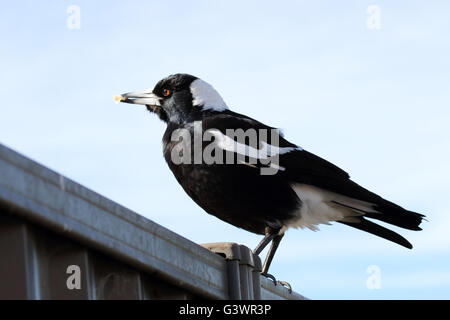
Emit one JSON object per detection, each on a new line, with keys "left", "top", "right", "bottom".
{"left": 261, "top": 272, "right": 277, "bottom": 285}
{"left": 260, "top": 273, "right": 292, "bottom": 294}
{"left": 277, "top": 280, "right": 292, "bottom": 294}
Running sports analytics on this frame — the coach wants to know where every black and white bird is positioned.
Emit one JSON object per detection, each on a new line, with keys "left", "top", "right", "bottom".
{"left": 115, "top": 73, "right": 425, "bottom": 276}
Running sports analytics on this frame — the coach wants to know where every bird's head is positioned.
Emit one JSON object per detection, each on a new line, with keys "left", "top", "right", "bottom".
{"left": 114, "top": 74, "right": 228, "bottom": 123}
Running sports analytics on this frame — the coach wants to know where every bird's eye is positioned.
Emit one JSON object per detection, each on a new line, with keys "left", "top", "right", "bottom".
{"left": 163, "top": 89, "right": 171, "bottom": 97}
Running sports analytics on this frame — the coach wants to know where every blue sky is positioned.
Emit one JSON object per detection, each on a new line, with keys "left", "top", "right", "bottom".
{"left": 1, "top": 1, "right": 450, "bottom": 299}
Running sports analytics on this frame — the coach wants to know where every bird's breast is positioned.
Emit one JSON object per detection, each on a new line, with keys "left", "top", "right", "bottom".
{"left": 162, "top": 143, "right": 300, "bottom": 234}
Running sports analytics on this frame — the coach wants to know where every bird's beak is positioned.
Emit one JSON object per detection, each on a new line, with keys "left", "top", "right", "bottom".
{"left": 113, "top": 89, "right": 162, "bottom": 107}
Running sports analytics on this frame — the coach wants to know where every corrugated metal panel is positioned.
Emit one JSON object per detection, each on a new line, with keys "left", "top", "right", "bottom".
{"left": 0, "top": 143, "right": 306, "bottom": 300}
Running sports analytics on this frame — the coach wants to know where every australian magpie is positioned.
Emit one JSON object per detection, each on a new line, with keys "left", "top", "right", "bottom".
{"left": 115, "top": 73, "right": 425, "bottom": 276}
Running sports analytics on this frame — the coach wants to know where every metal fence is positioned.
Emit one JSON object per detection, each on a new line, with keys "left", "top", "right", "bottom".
{"left": 0, "top": 143, "right": 306, "bottom": 300}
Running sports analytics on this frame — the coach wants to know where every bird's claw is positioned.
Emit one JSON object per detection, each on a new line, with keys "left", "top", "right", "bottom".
{"left": 277, "top": 280, "right": 292, "bottom": 294}
{"left": 261, "top": 273, "right": 293, "bottom": 293}
{"left": 261, "top": 272, "right": 277, "bottom": 285}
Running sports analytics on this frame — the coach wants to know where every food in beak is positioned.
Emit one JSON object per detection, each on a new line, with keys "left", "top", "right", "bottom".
{"left": 113, "top": 95, "right": 126, "bottom": 104}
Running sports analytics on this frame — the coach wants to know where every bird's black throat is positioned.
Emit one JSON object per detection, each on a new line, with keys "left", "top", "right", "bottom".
{"left": 146, "top": 104, "right": 168, "bottom": 122}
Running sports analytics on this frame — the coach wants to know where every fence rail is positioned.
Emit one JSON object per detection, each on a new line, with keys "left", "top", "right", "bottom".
{"left": 0, "top": 143, "right": 306, "bottom": 300}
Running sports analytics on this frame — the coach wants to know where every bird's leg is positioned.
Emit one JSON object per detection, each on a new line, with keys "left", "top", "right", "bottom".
{"left": 261, "top": 233, "right": 290, "bottom": 289}
{"left": 253, "top": 227, "right": 280, "bottom": 255}
{"left": 261, "top": 233, "right": 284, "bottom": 275}
{"left": 253, "top": 227, "right": 283, "bottom": 284}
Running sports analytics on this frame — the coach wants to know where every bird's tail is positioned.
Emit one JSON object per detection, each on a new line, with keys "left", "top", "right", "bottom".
{"left": 338, "top": 217, "right": 414, "bottom": 248}
{"left": 365, "top": 200, "right": 425, "bottom": 231}
{"left": 334, "top": 198, "right": 425, "bottom": 249}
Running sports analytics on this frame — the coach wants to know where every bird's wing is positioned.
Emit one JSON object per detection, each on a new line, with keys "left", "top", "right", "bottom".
{"left": 202, "top": 110, "right": 350, "bottom": 181}
{"left": 202, "top": 112, "right": 379, "bottom": 205}
{"left": 277, "top": 136, "right": 424, "bottom": 233}
{"left": 202, "top": 111, "right": 424, "bottom": 235}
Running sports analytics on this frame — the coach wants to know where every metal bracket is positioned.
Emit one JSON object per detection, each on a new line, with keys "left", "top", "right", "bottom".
{"left": 202, "top": 242, "right": 262, "bottom": 300}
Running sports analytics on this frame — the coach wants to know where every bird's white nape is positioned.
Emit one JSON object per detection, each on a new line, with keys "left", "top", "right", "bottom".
{"left": 190, "top": 79, "right": 228, "bottom": 111}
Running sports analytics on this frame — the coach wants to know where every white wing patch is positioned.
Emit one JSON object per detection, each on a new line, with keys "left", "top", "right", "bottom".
{"left": 281, "top": 184, "right": 378, "bottom": 232}
{"left": 208, "top": 129, "right": 300, "bottom": 160}
{"left": 190, "top": 79, "right": 228, "bottom": 111}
